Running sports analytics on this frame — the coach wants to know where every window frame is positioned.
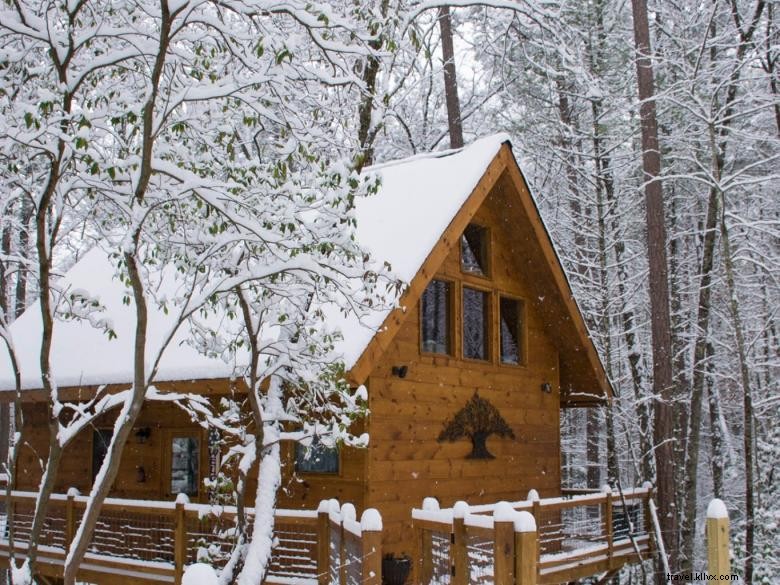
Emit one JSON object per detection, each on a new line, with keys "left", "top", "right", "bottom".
{"left": 419, "top": 278, "right": 455, "bottom": 357}
{"left": 459, "top": 223, "right": 491, "bottom": 279}
{"left": 461, "top": 283, "right": 493, "bottom": 363}
{"left": 91, "top": 428, "right": 114, "bottom": 484}
{"left": 498, "top": 293, "right": 527, "bottom": 367}
{"left": 294, "top": 437, "right": 342, "bottom": 477}
{"left": 162, "top": 429, "right": 204, "bottom": 500}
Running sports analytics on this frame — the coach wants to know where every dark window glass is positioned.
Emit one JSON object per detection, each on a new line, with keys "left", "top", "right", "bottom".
{"left": 421, "top": 280, "right": 451, "bottom": 354}
{"left": 461, "top": 224, "right": 488, "bottom": 276}
{"left": 171, "top": 436, "right": 199, "bottom": 496}
{"left": 92, "top": 429, "right": 112, "bottom": 482}
{"left": 296, "top": 438, "right": 339, "bottom": 474}
{"left": 500, "top": 297, "right": 523, "bottom": 364}
{"left": 463, "top": 287, "right": 489, "bottom": 360}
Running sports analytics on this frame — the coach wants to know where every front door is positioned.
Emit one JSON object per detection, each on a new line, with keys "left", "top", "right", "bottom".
{"left": 162, "top": 429, "right": 204, "bottom": 501}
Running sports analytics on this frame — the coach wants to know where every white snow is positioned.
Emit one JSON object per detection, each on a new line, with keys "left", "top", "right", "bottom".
{"left": 513, "top": 511, "right": 537, "bottom": 533}
{"left": 340, "top": 503, "right": 356, "bottom": 522}
{"left": 183, "top": 563, "right": 218, "bottom": 585}
{"left": 706, "top": 498, "right": 729, "bottom": 519}
{"left": 410, "top": 508, "right": 453, "bottom": 523}
{"left": 452, "top": 501, "right": 469, "bottom": 519}
{"left": 360, "top": 508, "right": 382, "bottom": 531}
{"left": 0, "top": 134, "right": 509, "bottom": 392}
{"left": 492, "top": 503, "right": 535, "bottom": 532}
{"left": 493, "top": 501, "right": 516, "bottom": 522}
{"left": 343, "top": 516, "right": 362, "bottom": 537}
{"left": 464, "top": 513, "right": 494, "bottom": 529}
{"left": 422, "top": 497, "right": 440, "bottom": 511}
{"left": 526, "top": 489, "right": 540, "bottom": 502}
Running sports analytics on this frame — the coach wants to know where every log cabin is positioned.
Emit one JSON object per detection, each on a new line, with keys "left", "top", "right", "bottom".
{"left": 0, "top": 135, "right": 634, "bottom": 582}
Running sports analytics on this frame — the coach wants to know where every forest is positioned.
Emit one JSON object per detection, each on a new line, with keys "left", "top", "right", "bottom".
{"left": 0, "top": 0, "right": 777, "bottom": 583}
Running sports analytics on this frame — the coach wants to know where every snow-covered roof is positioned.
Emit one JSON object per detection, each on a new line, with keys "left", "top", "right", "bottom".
{"left": 0, "top": 134, "right": 509, "bottom": 392}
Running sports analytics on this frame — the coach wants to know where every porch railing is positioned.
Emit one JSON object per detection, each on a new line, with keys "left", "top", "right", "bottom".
{"left": 412, "top": 486, "right": 655, "bottom": 585}
{"left": 0, "top": 490, "right": 381, "bottom": 585}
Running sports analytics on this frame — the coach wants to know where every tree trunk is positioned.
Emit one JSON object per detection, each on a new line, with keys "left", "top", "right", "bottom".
{"left": 680, "top": 177, "right": 720, "bottom": 571}
{"left": 629, "top": 0, "right": 678, "bottom": 573}
{"left": 680, "top": 1, "right": 766, "bottom": 567}
{"left": 13, "top": 200, "right": 32, "bottom": 319}
{"left": 438, "top": 6, "right": 464, "bottom": 149}
{"left": 705, "top": 342, "right": 724, "bottom": 498}
{"left": 765, "top": 2, "right": 780, "bottom": 136}
{"left": 355, "top": 0, "right": 390, "bottom": 171}
{"left": 719, "top": 210, "right": 755, "bottom": 583}
{"left": 62, "top": 250, "right": 149, "bottom": 585}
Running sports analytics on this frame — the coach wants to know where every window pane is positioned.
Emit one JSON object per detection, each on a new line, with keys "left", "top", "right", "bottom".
{"left": 421, "top": 280, "right": 451, "bottom": 354}
{"left": 463, "top": 287, "right": 489, "bottom": 360}
{"left": 171, "top": 437, "right": 199, "bottom": 496}
{"left": 461, "top": 224, "right": 488, "bottom": 276}
{"left": 296, "top": 439, "right": 339, "bottom": 474}
{"left": 92, "top": 429, "right": 112, "bottom": 482}
{"left": 500, "top": 297, "right": 522, "bottom": 364}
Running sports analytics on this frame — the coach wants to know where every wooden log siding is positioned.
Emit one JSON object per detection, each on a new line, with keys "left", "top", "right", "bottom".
{"left": 366, "top": 180, "right": 566, "bottom": 554}
{"left": 411, "top": 488, "right": 655, "bottom": 585}
{"left": 0, "top": 492, "right": 382, "bottom": 585}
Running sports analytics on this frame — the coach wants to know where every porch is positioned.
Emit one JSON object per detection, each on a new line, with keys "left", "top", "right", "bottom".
{"left": 0, "top": 491, "right": 380, "bottom": 585}
{"left": 411, "top": 487, "right": 656, "bottom": 584}
{"left": 0, "top": 487, "right": 656, "bottom": 584}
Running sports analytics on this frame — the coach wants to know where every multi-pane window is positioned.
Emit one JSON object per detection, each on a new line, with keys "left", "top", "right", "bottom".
{"left": 171, "top": 436, "right": 199, "bottom": 496}
{"left": 421, "top": 279, "right": 451, "bottom": 354}
{"left": 463, "top": 287, "right": 489, "bottom": 360}
{"left": 500, "top": 297, "right": 524, "bottom": 365}
{"left": 461, "top": 224, "right": 489, "bottom": 276}
{"left": 296, "top": 438, "right": 339, "bottom": 474}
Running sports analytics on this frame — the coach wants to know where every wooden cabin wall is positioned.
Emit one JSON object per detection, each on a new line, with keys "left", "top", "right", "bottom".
{"left": 16, "top": 401, "right": 206, "bottom": 500}
{"left": 365, "top": 180, "right": 563, "bottom": 555}
{"left": 15, "top": 396, "right": 366, "bottom": 510}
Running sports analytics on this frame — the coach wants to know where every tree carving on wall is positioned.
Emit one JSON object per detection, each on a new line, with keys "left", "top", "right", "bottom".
{"left": 438, "top": 392, "right": 515, "bottom": 459}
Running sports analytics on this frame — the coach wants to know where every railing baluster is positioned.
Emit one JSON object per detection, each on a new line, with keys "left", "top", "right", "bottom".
{"left": 493, "top": 505, "right": 515, "bottom": 585}
{"left": 174, "top": 496, "right": 187, "bottom": 585}
{"left": 65, "top": 488, "right": 77, "bottom": 550}
{"left": 360, "top": 509, "right": 383, "bottom": 585}
{"left": 604, "top": 489, "right": 613, "bottom": 564}
{"left": 514, "top": 511, "right": 538, "bottom": 585}
{"left": 452, "top": 502, "right": 468, "bottom": 585}
{"left": 316, "top": 500, "right": 330, "bottom": 585}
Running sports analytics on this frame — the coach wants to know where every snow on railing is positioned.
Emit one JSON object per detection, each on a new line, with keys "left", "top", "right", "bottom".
{"left": 324, "top": 502, "right": 383, "bottom": 585}
{"left": 0, "top": 490, "right": 382, "bottom": 585}
{"left": 412, "top": 486, "right": 655, "bottom": 585}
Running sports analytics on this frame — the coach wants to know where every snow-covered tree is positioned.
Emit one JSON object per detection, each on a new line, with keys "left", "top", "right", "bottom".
{"left": 0, "top": 0, "right": 400, "bottom": 583}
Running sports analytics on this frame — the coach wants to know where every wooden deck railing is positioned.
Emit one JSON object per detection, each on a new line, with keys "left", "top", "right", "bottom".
{"left": 0, "top": 491, "right": 382, "bottom": 585}
{"left": 412, "top": 487, "right": 655, "bottom": 585}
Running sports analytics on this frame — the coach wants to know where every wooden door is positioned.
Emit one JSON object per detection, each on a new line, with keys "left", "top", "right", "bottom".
{"left": 162, "top": 428, "right": 206, "bottom": 502}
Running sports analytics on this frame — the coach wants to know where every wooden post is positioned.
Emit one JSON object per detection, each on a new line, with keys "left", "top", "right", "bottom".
{"left": 174, "top": 496, "right": 187, "bottom": 585}
{"left": 531, "top": 499, "right": 541, "bottom": 550}
{"left": 603, "top": 489, "right": 613, "bottom": 562}
{"left": 452, "top": 502, "right": 469, "bottom": 585}
{"left": 420, "top": 528, "right": 433, "bottom": 585}
{"left": 317, "top": 500, "right": 331, "bottom": 585}
{"left": 339, "top": 523, "right": 347, "bottom": 585}
{"left": 494, "top": 503, "right": 516, "bottom": 585}
{"left": 65, "top": 488, "right": 77, "bottom": 550}
{"left": 513, "top": 511, "right": 538, "bottom": 585}
{"left": 706, "top": 499, "right": 730, "bottom": 578}
{"left": 644, "top": 485, "right": 653, "bottom": 536}
{"left": 360, "top": 509, "right": 383, "bottom": 585}
{"left": 417, "top": 498, "right": 438, "bottom": 585}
